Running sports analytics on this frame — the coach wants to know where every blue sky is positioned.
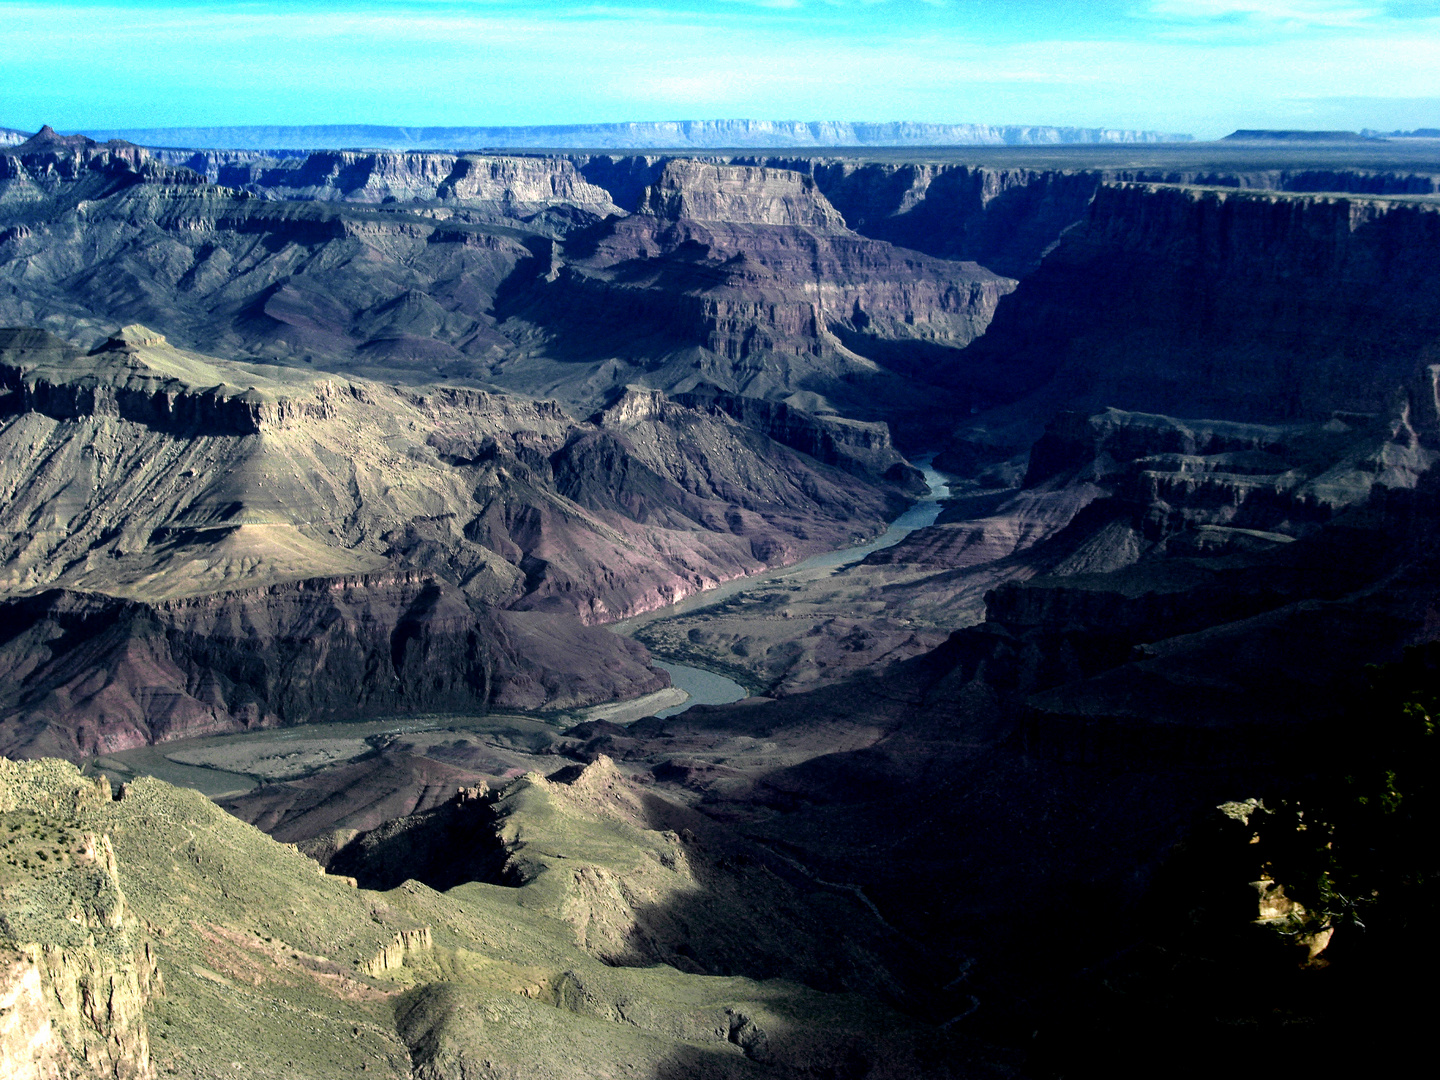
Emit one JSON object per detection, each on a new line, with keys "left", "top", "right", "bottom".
{"left": 2, "top": 1, "right": 1438, "bottom": 138}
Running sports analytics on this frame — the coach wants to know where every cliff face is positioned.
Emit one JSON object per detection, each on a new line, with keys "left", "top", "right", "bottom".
{"left": 81, "top": 119, "right": 1192, "bottom": 151}
{"left": 0, "top": 327, "right": 338, "bottom": 436}
{"left": 936, "top": 400, "right": 1440, "bottom": 734}
{"left": 637, "top": 161, "right": 846, "bottom": 229}
{"left": 750, "top": 159, "right": 1440, "bottom": 279}
{"left": 951, "top": 184, "right": 1440, "bottom": 427}
{"left": 191, "top": 151, "right": 623, "bottom": 222}
{"left": 0, "top": 763, "right": 159, "bottom": 1079}
{"left": 0, "top": 760, "right": 424, "bottom": 1079}
{"left": 0, "top": 127, "right": 153, "bottom": 189}
{"left": 498, "top": 159, "right": 1014, "bottom": 439}
{"left": 0, "top": 577, "right": 669, "bottom": 759}
{"left": 0, "top": 145, "right": 536, "bottom": 370}
{"left": 0, "top": 135, "right": 1016, "bottom": 447}
{"left": 789, "top": 162, "right": 1105, "bottom": 278}
{"left": 669, "top": 383, "right": 922, "bottom": 487}
{"left": 0, "top": 328, "right": 904, "bottom": 611}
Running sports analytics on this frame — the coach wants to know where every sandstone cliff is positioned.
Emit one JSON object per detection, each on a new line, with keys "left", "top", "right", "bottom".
{"left": 0, "top": 133, "right": 1017, "bottom": 449}
{"left": 670, "top": 383, "right": 923, "bottom": 487}
{"left": 753, "top": 157, "right": 1440, "bottom": 278}
{"left": 497, "top": 159, "right": 1014, "bottom": 440}
{"left": 638, "top": 160, "right": 846, "bottom": 229}
{"left": 177, "top": 150, "right": 622, "bottom": 225}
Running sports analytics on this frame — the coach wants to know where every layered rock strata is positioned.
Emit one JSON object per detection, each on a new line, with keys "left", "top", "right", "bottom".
{"left": 86, "top": 119, "right": 1191, "bottom": 151}
{"left": 495, "top": 160, "right": 1014, "bottom": 438}
{"left": 0, "top": 131, "right": 1023, "bottom": 449}
{"left": 165, "top": 150, "right": 622, "bottom": 224}
{"left": 0, "top": 326, "right": 911, "bottom": 757}
{"left": 954, "top": 184, "right": 1440, "bottom": 425}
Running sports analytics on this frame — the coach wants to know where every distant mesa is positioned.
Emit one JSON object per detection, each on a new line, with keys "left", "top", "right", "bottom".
{"left": 67, "top": 119, "right": 1195, "bottom": 151}
{"left": 1363, "top": 127, "right": 1440, "bottom": 139}
{"left": 1222, "top": 129, "right": 1384, "bottom": 142}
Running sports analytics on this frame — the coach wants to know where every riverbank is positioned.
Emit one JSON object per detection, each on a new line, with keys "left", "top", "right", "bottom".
{"left": 618, "top": 456, "right": 957, "bottom": 704}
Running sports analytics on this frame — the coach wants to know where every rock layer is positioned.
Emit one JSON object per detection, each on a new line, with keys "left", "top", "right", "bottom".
{"left": 0, "top": 132, "right": 1021, "bottom": 448}
{"left": 0, "top": 763, "right": 159, "bottom": 1079}
{"left": 0, "top": 326, "right": 914, "bottom": 756}
{"left": 956, "top": 184, "right": 1440, "bottom": 424}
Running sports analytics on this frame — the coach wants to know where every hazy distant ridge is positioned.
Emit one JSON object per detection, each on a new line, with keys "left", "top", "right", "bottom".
{"left": 73, "top": 119, "right": 1193, "bottom": 150}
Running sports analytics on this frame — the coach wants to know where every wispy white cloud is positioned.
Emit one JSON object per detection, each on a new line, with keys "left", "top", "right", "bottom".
{"left": 1146, "top": 0, "right": 1390, "bottom": 29}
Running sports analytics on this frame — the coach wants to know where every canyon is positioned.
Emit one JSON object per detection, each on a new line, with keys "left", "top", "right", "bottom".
{"left": 2, "top": 124, "right": 1439, "bottom": 1077}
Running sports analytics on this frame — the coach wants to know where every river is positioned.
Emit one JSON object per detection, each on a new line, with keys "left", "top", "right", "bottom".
{"left": 634, "top": 455, "right": 954, "bottom": 716}
{"left": 87, "top": 456, "right": 955, "bottom": 790}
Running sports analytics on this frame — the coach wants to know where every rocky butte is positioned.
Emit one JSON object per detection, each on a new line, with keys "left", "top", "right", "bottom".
{"left": 0, "top": 125, "right": 1438, "bottom": 1077}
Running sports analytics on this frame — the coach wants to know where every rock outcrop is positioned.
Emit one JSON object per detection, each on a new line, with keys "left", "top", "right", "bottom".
{"left": 0, "top": 326, "right": 335, "bottom": 435}
{"left": 0, "top": 578, "right": 668, "bottom": 759}
{"left": 0, "top": 763, "right": 159, "bottom": 1079}
{"left": 0, "top": 948, "right": 67, "bottom": 1079}
{"left": 497, "top": 159, "right": 1014, "bottom": 440}
{"left": 0, "top": 133, "right": 1017, "bottom": 449}
{"left": 4, "top": 754, "right": 996, "bottom": 1080}
{"left": 786, "top": 162, "right": 1106, "bottom": 278}
{"left": 173, "top": 150, "right": 623, "bottom": 225}
{"left": 638, "top": 160, "right": 846, "bottom": 228}
{"left": 668, "top": 383, "right": 922, "bottom": 486}
{"left": 757, "top": 158, "right": 1440, "bottom": 278}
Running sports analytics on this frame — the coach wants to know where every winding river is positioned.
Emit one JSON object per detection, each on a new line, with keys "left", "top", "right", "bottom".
{"left": 635, "top": 455, "right": 954, "bottom": 716}
{"left": 88, "top": 457, "right": 955, "bottom": 791}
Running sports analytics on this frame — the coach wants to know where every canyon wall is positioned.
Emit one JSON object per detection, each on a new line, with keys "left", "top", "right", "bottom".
{"left": 950, "top": 183, "right": 1440, "bottom": 425}
{"left": 0, "top": 577, "right": 667, "bottom": 759}
{"left": 0, "top": 326, "right": 913, "bottom": 756}
{"left": 192, "top": 150, "right": 622, "bottom": 221}
{"left": 1, "top": 132, "right": 1017, "bottom": 444}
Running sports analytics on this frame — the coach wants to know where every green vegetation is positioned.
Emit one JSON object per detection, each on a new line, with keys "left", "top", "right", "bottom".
{"left": 0, "top": 755, "right": 983, "bottom": 1079}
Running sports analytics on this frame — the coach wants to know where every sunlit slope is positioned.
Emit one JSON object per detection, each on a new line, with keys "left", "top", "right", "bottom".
{"left": 0, "top": 757, "right": 994, "bottom": 1079}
